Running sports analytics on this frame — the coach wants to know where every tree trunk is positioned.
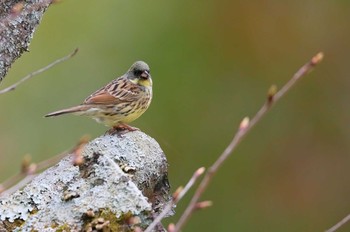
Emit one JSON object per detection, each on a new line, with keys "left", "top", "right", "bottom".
{"left": 0, "top": 0, "right": 51, "bottom": 82}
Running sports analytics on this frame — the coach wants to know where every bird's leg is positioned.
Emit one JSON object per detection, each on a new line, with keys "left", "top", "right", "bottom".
{"left": 105, "top": 123, "right": 139, "bottom": 136}
{"left": 116, "top": 123, "right": 139, "bottom": 132}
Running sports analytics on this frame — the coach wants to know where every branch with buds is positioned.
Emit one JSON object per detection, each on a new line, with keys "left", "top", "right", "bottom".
{"left": 172, "top": 52, "right": 324, "bottom": 231}
{"left": 146, "top": 53, "right": 324, "bottom": 232}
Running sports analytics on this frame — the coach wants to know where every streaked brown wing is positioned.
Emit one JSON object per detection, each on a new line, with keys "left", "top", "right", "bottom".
{"left": 83, "top": 77, "right": 140, "bottom": 105}
{"left": 84, "top": 92, "right": 121, "bottom": 105}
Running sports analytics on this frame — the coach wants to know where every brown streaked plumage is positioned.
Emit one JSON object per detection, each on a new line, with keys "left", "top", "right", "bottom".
{"left": 45, "top": 61, "right": 152, "bottom": 132}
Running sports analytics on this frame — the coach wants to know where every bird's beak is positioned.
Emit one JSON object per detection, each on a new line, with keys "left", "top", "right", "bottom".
{"left": 140, "top": 70, "right": 150, "bottom": 79}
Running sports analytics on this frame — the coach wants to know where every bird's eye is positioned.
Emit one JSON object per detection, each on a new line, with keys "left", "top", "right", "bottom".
{"left": 134, "top": 70, "right": 143, "bottom": 76}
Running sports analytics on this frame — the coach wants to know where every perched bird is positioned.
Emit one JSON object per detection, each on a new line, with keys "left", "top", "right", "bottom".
{"left": 45, "top": 61, "right": 152, "bottom": 133}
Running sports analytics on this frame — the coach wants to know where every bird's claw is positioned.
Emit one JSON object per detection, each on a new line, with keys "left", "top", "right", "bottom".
{"left": 105, "top": 124, "right": 139, "bottom": 136}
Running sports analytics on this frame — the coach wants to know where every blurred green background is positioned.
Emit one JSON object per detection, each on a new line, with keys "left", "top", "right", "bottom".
{"left": 1, "top": 1, "right": 350, "bottom": 231}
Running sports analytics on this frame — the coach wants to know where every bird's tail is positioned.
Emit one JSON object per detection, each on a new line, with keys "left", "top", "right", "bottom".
{"left": 45, "top": 105, "right": 88, "bottom": 117}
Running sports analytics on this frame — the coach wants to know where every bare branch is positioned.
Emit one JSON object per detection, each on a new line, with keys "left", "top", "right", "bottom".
{"left": 0, "top": 48, "right": 78, "bottom": 95}
{"left": 325, "top": 214, "right": 350, "bottom": 232}
{"left": 173, "top": 52, "right": 324, "bottom": 232}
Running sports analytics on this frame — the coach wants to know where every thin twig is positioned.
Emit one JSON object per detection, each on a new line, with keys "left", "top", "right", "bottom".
{"left": 144, "top": 167, "right": 205, "bottom": 232}
{"left": 325, "top": 214, "right": 350, "bottom": 232}
{"left": 0, "top": 48, "right": 79, "bottom": 94}
{"left": 173, "top": 52, "right": 324, "bottom": 232}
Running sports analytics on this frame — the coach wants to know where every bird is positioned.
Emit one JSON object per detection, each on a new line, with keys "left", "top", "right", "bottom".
{"left": 45, "top": 61, "right": 153, "bottom": 133}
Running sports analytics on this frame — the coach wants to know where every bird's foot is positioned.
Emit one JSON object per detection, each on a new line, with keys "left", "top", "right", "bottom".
{"left": 105, "top": 124, "right": 139, "bottom": 136}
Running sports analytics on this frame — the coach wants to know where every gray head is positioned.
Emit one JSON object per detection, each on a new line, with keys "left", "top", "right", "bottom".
{"left": 127, "top": 61, "right": 151, "bottom": 82}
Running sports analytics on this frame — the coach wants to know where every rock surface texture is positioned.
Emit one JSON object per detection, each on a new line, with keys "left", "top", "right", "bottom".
{"left": 0, "top": 131, "right": 171, "bottom": 231}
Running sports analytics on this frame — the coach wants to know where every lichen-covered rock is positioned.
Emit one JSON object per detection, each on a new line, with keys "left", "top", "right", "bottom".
{"left": 0, "top": 131, "right": 171, "bottom": 231}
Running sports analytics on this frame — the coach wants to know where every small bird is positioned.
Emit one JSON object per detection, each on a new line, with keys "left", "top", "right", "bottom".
{"left": 45, "top": 61, "right": 152, "bottom": 133}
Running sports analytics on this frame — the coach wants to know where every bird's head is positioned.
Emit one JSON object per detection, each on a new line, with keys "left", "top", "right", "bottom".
{"left": 127, "top": 61, "right": 152, "bottom": 87}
